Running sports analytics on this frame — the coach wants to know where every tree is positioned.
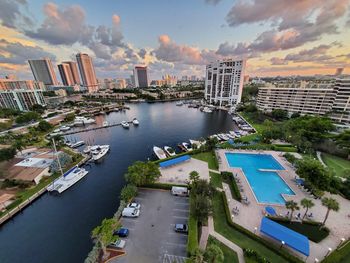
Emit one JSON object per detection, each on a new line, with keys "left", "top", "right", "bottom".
{"left": 285, "top": 200, "right": 299, "bottom": 221}
{"left": 125, "top": 161, "right": 161, "bottom": 186}
{"left": 190, "top": 248, "right": 205, "bottom": 263}
{"left": 37, "top": 120, "right": 53, "bottom": 132}
{"left": 12, "top": 139, "right": 25, "bottom": 154}
{"left": 191, "top": 194, "right": 212, "bottom": 224}
{"left": 189, "top": 171, "right": 200, "bottom": 186}
{"left": 0, "top": 147, "right": 17, "bottom": 161}
{"left": 64, "top": 113, "right": 75, "bottom": 122}
{"left": 290, "top": 112, "right": 300, "bottom": 118}
{"left": 300, "top": 198, "right": 314, "bottom": 219}
{"left": 321, "top": 197, "right": 339, "bottom": 225}
{"left": 91, "top": 218, "right": 119, "bottom": 259}
{"left": 191, "top": 179, "right": 213, "bottom": 197}
{"left": 271, "top": 109, "right": 288, "bottom": 121}
{"left": 120, "top": 184, "right": 138, "bottom": 202}
{"left": 204, "top": 243, "right": 224, "bottom": 263}
{"left": 30, "top": 104, "right": 46, "bottom": 114}
{"left": 15, "top": 111, "right": 41, "bottom": 124}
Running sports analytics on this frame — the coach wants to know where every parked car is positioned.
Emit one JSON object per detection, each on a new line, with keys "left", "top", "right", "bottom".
{"left": 127, "top": 202, "right": 141, "bottom": 210}
{"left": 110, "top": 239, "right": 126, "bottom": 249}
{"left": 171, "top": 186, "right": 189, "bottom": 197}
{"left": 174, "top": 224, "right": 188, "bottom": 233}
{"left": 114, "top": 228, "right": 129, "bottom": 237}
{"left": 122, "top": 207, "right": 140, "bottom": 217}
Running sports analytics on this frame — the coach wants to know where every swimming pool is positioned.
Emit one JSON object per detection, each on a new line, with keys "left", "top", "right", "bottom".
{"left": 225, "top": 153, "right": 295, "bottom": 204}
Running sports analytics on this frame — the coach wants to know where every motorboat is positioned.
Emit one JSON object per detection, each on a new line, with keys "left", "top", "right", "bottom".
{"left": 71, "top": 141, "right": 85, "bottom": 148}
{"left": 53, "top": 128, "right": 60, "bottom": 133}
{"left": 121, "top": 121, "right": 130, "bottom": 129}
{"left": 91, "top": 145, "right": 110, "bottom": 161}
{"left": 218, "top": 134, "right": 229, "bottom": 141}
{"left": 164, "top": 146, "right": 176, "bottom": 157}
{"left": 153, "top": 146, "right": 167, "bottom": 160}
{"left": 47, "top": 166, "right": 89, "bottom": 193}
{"left": 189, "top": 139, "right": 206, "bottom": 148}
{"left": 132, "top": 118, "right": 139, "bottom": 125}
{"left": 83, "top": 146, "right": 91, "bottom": 154}
{"left": 209, "top": 134, "right": 220, "bottom": 141}
{"left": 182, "top": 142, "right": 193, "bottom": 151}
{"left": 176, "top": 101, "right": 183, "bottom": 106}
{"left": 103, "top": 121, "right": 109, "bottom": 127}
{"left": 60, "top": 125, "right": 70, "bottom": 131}
{"left": 203, "top": 107, "right": 213, "bottom": 113}
{"left": 74, "top": 116, "right": 96, "bottom": 126}
{"left": 229, "top": 131, "right": 237, "bottom": 138}
{"left": 226, "top": 133, "right": 235, "bottom": 139}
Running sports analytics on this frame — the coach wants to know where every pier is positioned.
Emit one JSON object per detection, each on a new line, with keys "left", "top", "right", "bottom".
{"left": 61, "top": 121, "right": 133, "bottom": 136}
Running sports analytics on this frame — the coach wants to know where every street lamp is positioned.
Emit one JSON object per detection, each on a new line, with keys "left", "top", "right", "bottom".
{"left": 339, "top": 238, "right": 346, "bottom": 247}
{"left": 254, "top": 227, "right": 258, "bottom": 234}
{"left": 314, "top": 258, "right": 319, "bottom": 263}
{"left": 280, "top": 240, "right": 285, "bottom": 248}
{"left": 325, "top": 247, "right": 332, "bottom": 257}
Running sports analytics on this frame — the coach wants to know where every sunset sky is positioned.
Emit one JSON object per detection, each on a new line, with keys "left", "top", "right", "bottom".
{"left": 1, "top": 0, "right": 350, "bottom": 81}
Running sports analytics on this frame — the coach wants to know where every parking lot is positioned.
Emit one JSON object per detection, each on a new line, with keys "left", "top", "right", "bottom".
{"left": 115, "top": 189, "right": 189, "bottom": 263}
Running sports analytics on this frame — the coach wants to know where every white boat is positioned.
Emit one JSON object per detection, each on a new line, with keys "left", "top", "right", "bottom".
{"left": 71, "top": 141, "right": 85, "bottom": 148}
{"left": 218, "top": 134, "right": 229, "bottom": 141}
{"left": 91, "top": 145, "right": 110, "bottom": 161}
{"left": 74, "top": 116, "right": 96, "bottom": 126}
{"left": 132, "top": 118, "right": 139, "bottom": 125}
{"left": 103, "top": 121, "right": 109, "bottom": 127}
{"left": 190, "top": 139, "right": 206, "bottom": 148}
{"left": 176, "top": 101, "right": 183, "bottom": 106}
{"left": 164, "top": 146, "right": 176, "bottom": 157}
{"left": 53, "top": 128, "right": 60, "bottom": 133}
{"left": 226, "top": 133, "right": 235, "bottom": 139}
{"left": 83, "top": 146, "right": 91, "bottom": 154}
{"left": 209, "top": 134, "right": 220, "bottom": 141}
{"left": 153, "top": 146, "right": 167, "bottom": 160}
{"left": 60, "top": 125, "right": 70, "bottom": 131}
{"left": 182, "top": 142, "right": 193, "bottom": 151}
{"left": 47, "top": 166, "right": 89, "bottom": 193}
{"left": 121, "top": 121, "right": 130, "bottom": 128}
{"left": 203, "top": 107, "right": 213, "bottom": 113}
{"left": 229, "top": 131, "right": 237, "bottom": 138}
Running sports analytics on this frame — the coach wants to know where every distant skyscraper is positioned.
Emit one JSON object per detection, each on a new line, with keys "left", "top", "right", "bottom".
{"left": 63, "top": 61, "right": 80, "bottom": 85}
{"left": 133, "top": 66, "right": 149, "bottom": 88}
{"left": 58, "top": 63, "right": 75, "bottom": 86}
{"left": 334, "top": 68, "right": 344, "bottom": 76}
{"left": 205, "top": 58, "right": 246, "bottom": 106}
{"left": 28, "top": 58, "right": 58, "bottom": 87}
{"left": 76, "top": 53, "right": 98, "bottom": 92}
{"left": 190, "top": 75, "right": 197, "bottom": 81}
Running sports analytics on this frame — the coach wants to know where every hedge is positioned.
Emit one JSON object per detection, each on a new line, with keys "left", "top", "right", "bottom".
{"left": 221, "top": 171, "right": 242, "bottom": 201}
{"left": 141, "top": 182, "right": 189, "bottom": 190}
{"left": 244, "top": 248, "right": 271, "bottom": 263}
{"left": 220, "top": 191, "right": 302, "bottom": 263}
{"left": 187, "top": 193, "right": 198, "bottom": 256}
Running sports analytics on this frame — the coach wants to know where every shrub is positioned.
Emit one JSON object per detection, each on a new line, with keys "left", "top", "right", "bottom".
{"left": 120, "top": 184, "right": 138, "bottom": 202}
{"left": 221, "top": 171, "right": 242, "bottom": 201}
{"left": 244, "top": 248, "right": 271, "bottom": 263}
{"left": 187, "top": 194, "right": 198, "bottom": 256}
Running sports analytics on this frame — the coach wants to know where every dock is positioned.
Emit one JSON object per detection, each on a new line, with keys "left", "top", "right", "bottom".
{"left": 61, "top": 121, "right": 133, "bottom": 136}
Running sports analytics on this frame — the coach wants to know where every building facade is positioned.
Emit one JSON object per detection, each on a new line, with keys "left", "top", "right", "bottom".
{"left": 205, "top": 59, "right": 246, "bottom": 106}
{"left": 0, "top": 89, "right": 46, "bottom": 111}
{"left": 76, "top": 53, "right": 98, "bottom": 92}
{"left": 63, "top": 61, "right": 80, "bottom": 85}
{"left": 58, "top": 63, "right": 75, "bottom": 86}
{"left": 0, "top": 79, "right": 45, "bottom": 91}
{"left": 133, "top": 66, "right": 149, "bottom": 88}
{"left": 28, "top": 58, "right": 58, "bottom": 87}
{"left": 331, "top": 79, "right": 350, "bottom": 124}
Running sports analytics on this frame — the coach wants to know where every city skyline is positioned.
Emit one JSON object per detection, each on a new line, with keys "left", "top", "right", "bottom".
{"left": 0, "top": 0, "right": 350, "bottom": 80}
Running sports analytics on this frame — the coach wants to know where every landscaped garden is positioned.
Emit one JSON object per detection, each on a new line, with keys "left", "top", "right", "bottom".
{"left": 207, "top": 236, "right": 239, "bottom": 263}
{"left": 192, "top": 151, "right": 219, "bottom": 170}
{"left": 321, "top": 153, "right": 350, "bottom": 178}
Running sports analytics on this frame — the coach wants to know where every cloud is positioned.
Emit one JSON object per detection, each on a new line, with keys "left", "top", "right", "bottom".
{"left": 0, "top": 39, "right": 56, "bottom": 64}
{"left": 204, "top": 0, "right": 222, "bottom": 5}
{"left": 270, "top": 57, "right": 287, "bottom": 65}
{"left": 0, "top": 0, "right": 33, "bottom": 29}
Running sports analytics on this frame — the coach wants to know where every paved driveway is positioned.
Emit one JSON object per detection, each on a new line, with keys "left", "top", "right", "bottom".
{"left": 115, "top": 189, "right": 189, "bottom": 263}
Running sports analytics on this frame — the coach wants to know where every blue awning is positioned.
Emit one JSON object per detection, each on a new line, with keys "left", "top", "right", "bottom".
{"left": 265, "top": 206, "right": 277, "bottom": 216}
{"left": 296, "top": 178, "right": 305, "bottom": 185}
{"left": 260, "top": 217, "right": 309, "bottom": 256}
{"left": 159, "top": 155, "right": 191, "bottom": 168}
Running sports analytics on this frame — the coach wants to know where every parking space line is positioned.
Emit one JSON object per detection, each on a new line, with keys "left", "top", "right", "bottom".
{"left": 172, "top": 209, "right": 188, "bottom": 212}
{"left": 164, "top": 242, "right": 187, "bottom": 247}
{"left": 172, "top": 216, "right": 188, "bottom": 219}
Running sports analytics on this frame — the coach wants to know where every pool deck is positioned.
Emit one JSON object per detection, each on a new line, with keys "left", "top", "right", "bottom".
{"left": 216, "top": 149, "right": 350, "bottom": 262}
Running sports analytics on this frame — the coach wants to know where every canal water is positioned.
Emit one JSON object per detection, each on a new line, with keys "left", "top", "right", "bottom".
{"left": 0, "top": 102, "right": 235, "bottom": 263}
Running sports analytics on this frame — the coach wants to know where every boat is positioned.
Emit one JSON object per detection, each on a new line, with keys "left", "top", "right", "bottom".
{"left": 71, "top": 141, "right": 85, "bottom": 148}
{"left": 74, "top": 116, "right": 96, "bottom": 126}
{"left": 103, "top": 121, "right": 109, "bottom": 127}
{"left": 164, "top": 146, "right": 176, "bottom": 157}
{"left": 132, "top": 118, "right": 139, "bottom": 125}
{"left": 53, "top": 128, "right": 60, "bottom": 133}
{"left": 83, "top": 146, "right": 91, "bottom": 154}
{"left": 209, "top": 134, "right": 220, "bottom": 141}
{"left": 190, "top": 139, "right": 206, "bottom": 148}
{"left": 153, "top": 146, "right": 167, "bottom": 159}
{"left": 121, "top": 121, "right": 130, "bottom": 128}
{"left": 176, "top": 101, "right": 183, "bottom": 106}
{"left": 91, "top": 145, "right": 110, "bottom": 161}
{"left": 203, "top": 107, "right": 213, "bottom": 113}
{"left": 218, "top": 134, "right": 229, "bottom": 141}
{"left": 47, "top": 166, "right": 89, "bottom": 193}
{"left": 229, "top": 131, "right": 237, "bottom": 138}
{"left": 226, "top": 133, "right": 235, "bottom": 139}
{"left": 182, "top": 142, "right": 193, "bottom": 151}
{"left": 60, "top": 125, "right": 70, "bottom": 131}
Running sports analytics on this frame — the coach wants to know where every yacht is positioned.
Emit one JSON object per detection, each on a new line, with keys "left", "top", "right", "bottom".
{"left": 47, "top": 166, "right": 89, "bottom": 193}
{"left": 71, "top": 141, "right": 85, "bottom": 148}
{"left": 182, "top": 142, "right": 193, "bottom": 151}
{"left": 164, "top": 146, "right": 176, "bottom": 157}
{"left": 74, "top": 116, "right": 96, "bottom": 126}
{"left": 153, "top": 146, "right": 167, "bottom": 160}
{"left": 132, "top": 118, "right": 139, "bottom": 125}
{"left": 60, "top": 125, "right": 70, "bottom": 131}
{"left": 121, "top": 121, "right": 130, "bottom": 128}
{"left": 83, "top": 146, "right": 91, "bottom": 154}
{"left": 91, "top": 145, "right": 110, "bottom": 161}
{"left": 103, "top": 121, "right": 109, "bottom": 127}
{"left": 176, "top": 101, "right": 183, "bottom": 106}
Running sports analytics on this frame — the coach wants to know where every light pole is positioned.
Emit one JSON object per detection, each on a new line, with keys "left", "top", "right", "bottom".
{"left": 314, "top": 258, "right": 319, "bottom": 263}
{"left": 280, "top": 240, "right": 285, "bottom": 249}
{"left": 325, "top": 247, "right": 332, "bottom": 257}
{"left": 254, "top": 227, "right": 258, "bottom": 234}
{"left": 338, "top": 238, "right": 345, "bottom": 248}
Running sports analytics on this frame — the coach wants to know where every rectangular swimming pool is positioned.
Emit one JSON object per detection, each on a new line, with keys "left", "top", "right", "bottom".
{"left": 225, "top": 153, "right": 295, "bottom": 204}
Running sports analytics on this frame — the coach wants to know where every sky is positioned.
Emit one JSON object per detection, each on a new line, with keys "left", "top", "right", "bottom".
{"left": 0, "top": 0, "right": 350, "bottom": 82}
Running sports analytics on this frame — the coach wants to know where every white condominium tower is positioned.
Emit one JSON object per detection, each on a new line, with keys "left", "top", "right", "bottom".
{"left": 28, "top": 58, "right": 58, "bottom": 87}
{"left": 76, "top": 53, "right": 98, "bottom": 92}
{"left": 205, "top": 59, "right": 246, "bottom": 106}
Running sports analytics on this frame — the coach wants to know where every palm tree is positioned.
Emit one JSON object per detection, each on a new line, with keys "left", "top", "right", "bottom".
{"left": 300, "top": 198, "right": 314, "bottom": 220}
{"left": 285, "top": 200, "right": 299, "bottom": 221}
{"left": 321, "top": 197, "right": 340, "bottom": 225}
{"left": 190, "top": 248, "right": 205, "bottom": 263}
{"left": 204, "top": 243, "right": 224, "bottom": 263}
{"left": 12, "top": 139, "right": 25, "bottom": 154}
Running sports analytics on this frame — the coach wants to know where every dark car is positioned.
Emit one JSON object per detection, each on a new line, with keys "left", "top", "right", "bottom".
{"left": 174, "top": 224, "right": 188, "bottom": 233}
{"left": 114, "top": 228, "right": 129, "bottom": 237}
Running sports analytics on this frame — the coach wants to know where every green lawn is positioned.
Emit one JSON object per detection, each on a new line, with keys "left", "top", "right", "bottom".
{"left": 239, "top": 112, "right": 266, "bottom": 133}
{"left": 210, "top": 171, "right": 222, "bottom": 189}
{"left": 321, "top": 153, "right": 350, "bottom": 178}
{"left": 322, "top": 240, "right": 350, "bottom": 263}
{"left": 192, "top": 151, "right": 218, "bottom": 170}
{"left": 212, "top": 192, "right": 290, "bottom": 263}
{"left": 207, "top": 236, "right": 239, "bottom": 263}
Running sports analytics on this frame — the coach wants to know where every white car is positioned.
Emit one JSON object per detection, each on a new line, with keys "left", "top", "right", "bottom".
{"left": 127, "top": 202, "right": 141, "bottom": 210}
{"left": 110, "top": 239, "right": 126, "bottom": 249}
{"left": 122, "top": 207, "right": 140, "bottom": 217}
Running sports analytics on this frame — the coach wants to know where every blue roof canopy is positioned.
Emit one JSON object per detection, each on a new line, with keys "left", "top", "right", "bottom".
{"left": 159, "top": 155, "right": 191, "bottom": 168}
{"left": 265, "top": 206, "right": 277, "bottom": 216}
{"left": 296, "top": 178, "right": 305, "bottom": 185}
{"left": 260, "top": 217, "right": 309, "bottom": 256}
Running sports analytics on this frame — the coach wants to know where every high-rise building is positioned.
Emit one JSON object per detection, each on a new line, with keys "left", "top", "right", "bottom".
{"left": 205, "top": 59, "right": 246, "bottom": 106}
{"left": 334, "top": 68, "right": 344, "bottom": 76}
{"left": 76, "top": 53, "right": 98, "bottom": 92}
{"left": 58, "top": 63, "right": 75, "bottom": 86}
{"left": 0, "top": 89, "right": 46, "bottom": 111}
{"left": 133, "top": 66, "right": 149, "bottom": 88}
{"left": 0, "top": 79, "right": 45, "bottom": 91}
{"left": 28, "top": 58, "right": 58, "bottom": 87}
{"left": 63, "top": 61, "right": 80, "bottom": 85}
{"left": 331, "top": 79, "right": 350, "bottom": 124}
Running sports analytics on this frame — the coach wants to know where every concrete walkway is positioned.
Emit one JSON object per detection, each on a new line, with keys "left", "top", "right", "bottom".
{"left": 316, "top": 151, "right": 327, "bottom": 167}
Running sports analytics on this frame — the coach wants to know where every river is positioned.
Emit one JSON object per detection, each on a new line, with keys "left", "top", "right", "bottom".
{"left": 0, "top": 102, "right": 235, "bottom": 263}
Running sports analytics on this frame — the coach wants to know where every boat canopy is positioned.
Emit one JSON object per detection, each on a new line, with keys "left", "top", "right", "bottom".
{"left": 159, "top": 155, "right": 191, "bottom": 168}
